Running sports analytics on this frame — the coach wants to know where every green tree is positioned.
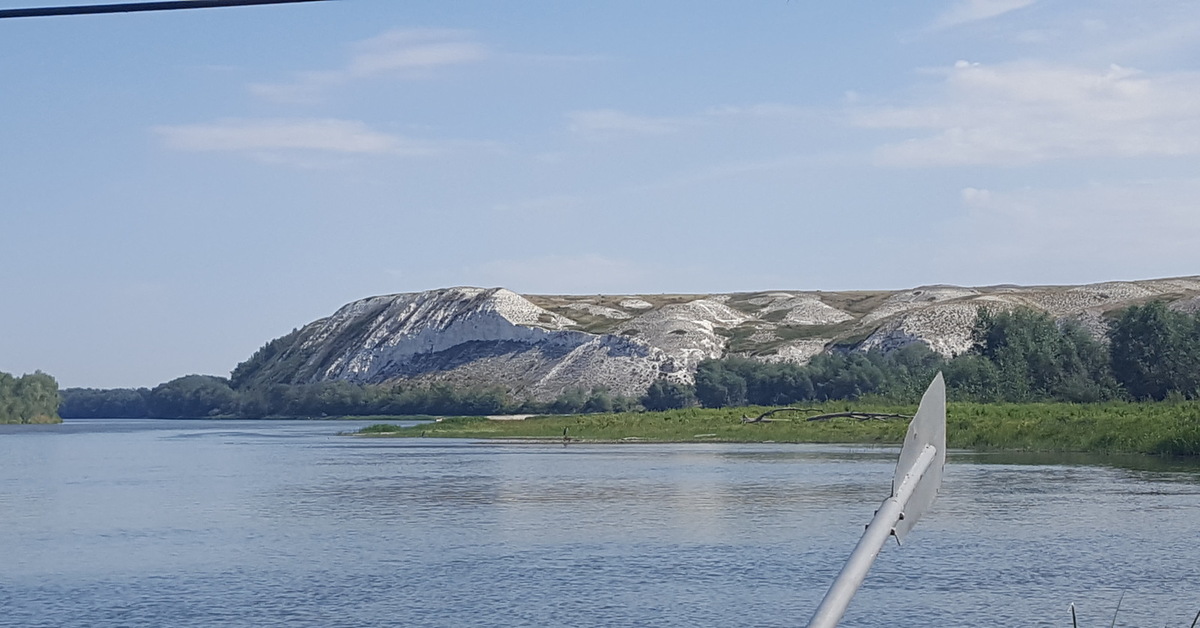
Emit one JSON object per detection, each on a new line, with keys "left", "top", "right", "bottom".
{"left": 0, "top": 372, "right": 15, "bottom": 422}
{"left": 694, "top": 360, "right": 748, "bottom": 407}
{"left": 1109, "top": 302, "right": 1200, "bottom": 400}
{"left": 145, "top": 375, "right": 238, "bottom": 418}
{"left": 641, "top": 380, "right": 696, "bottom": 411}
{"left": 942, "top": 354, "right": 1001, "bottom": 401}
{"left": 967, "top": 307, "right": 1115, "bottom": 402}
{"left": 59, "top": 388, "right": 148, "bottom": 418}
{"left": 549, "top": 387, "right": 589, "bottom": 414}
{"left": 0, "top": 370, "right": 61, "bottom": 424}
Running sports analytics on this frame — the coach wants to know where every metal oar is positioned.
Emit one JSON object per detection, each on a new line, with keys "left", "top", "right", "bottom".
{"left": 0, "top": 0, "right": 330, "bottom": 19}
{"left": 806, "top": 372, "right": 946, "bottom": 628}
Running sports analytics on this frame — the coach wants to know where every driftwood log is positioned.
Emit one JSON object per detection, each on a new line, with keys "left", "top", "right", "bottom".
{"left": 740, "top": 407, "right": 819, "bottom": 423}
{"left": 742, "top": 407, "right": 911, "bottom": 424}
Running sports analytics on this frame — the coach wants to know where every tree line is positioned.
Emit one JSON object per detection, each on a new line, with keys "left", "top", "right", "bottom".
{"left": 60, "top": 376, "right": 640, "bottom": 419}
{"left": 59, "top": 301, "right": 1200, "bottom": 418}
{"left": 0, "top": 370, "right": 60, "bottom": 424}
{"left": 673, "top": 301, "right": 1200, "bottom": 409}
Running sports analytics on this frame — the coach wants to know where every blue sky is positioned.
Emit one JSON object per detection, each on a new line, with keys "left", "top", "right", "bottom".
{"left": 3, "top": 0, "right": 1199, "bottom": 388}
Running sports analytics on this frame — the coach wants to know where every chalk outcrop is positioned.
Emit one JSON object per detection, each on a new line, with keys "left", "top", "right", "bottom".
{"left": 233, "top": 277, "right": 1200, "bottom": 400}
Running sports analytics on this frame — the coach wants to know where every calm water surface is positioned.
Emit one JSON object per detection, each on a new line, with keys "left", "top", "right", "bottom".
{"left": 2, "top": 420, "right": 1198, "bottom": 627}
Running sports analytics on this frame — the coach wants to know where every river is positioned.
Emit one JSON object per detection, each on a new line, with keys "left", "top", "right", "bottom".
{"left": 1, "top": 420, "right": 1197, "bottom": 627}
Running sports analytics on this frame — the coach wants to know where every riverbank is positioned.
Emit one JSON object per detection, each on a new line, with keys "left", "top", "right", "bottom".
{"left": 355, "top": 401, "right": 1200, "bottom": 456}
{"left": 1, "top": 414, "right": 62, "bottom": 425}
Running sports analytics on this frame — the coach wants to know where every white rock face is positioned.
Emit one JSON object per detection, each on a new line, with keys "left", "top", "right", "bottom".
{"left": 311, "top": 287, "right": 573, "bottom": 380}
{"left": 238, "top": 276, "right": 1200, "bottom": 399}
{"left": 753, "top": 293, "right": 853, "bottom": 325}
{"left": 284, "top": 287, "right": 673, "bottom": 400}
{"left": 1148, "top": 277, "right": 1200, "bottom": 293}
{"left": 1019, "top": 283, "right": 1157, "bottom": 316}
{"left": 614, "top": 299, "right": 750, "bottom": 381}
{"left": 848, "top": 278, "right": 1200, "bottom": 357}
{"left": 858, "top": 303, "right": 982, "bottom": 357}
{"left": 760, "top": 340, "right": 829, "bottom": 364}
{"left": 1170, "top": 296, "right": 1200, "bottom": 314}
{"left": 861, "top": 286, "right": 981, "bottom": 324}
{"left": 566, "top": 303, "right": 632, "bottom": 319}
{"left": 1070, "top": 309, "right": 1112, "bottom": 342}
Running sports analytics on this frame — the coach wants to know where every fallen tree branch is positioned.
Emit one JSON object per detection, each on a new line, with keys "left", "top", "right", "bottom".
{"left": 741, "top": 407, "right": 820, "bottom": 423}
{"left": 741, "top": 407, "right": 912, "bottom": 423}
{"left": 803, "top": 411, "right": 911, "bottom": 422}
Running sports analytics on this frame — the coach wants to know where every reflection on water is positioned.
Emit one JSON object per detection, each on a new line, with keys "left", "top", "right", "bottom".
{"left": 960, "top": 448, "right": 1200, "bottom": 474}
{"left": 1, "top": 420, "right": 1198, "bottom": 627}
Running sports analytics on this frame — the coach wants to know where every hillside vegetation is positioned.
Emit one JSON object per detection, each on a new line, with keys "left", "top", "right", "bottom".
{"left": 359, "top": 301, "right": 1200, "bottom": 456}
{"left": 62, "top": 300, "right": 1200, "bottom": 420}
{"left": 360, "top": 401, "right": 1200, "bottom": 457}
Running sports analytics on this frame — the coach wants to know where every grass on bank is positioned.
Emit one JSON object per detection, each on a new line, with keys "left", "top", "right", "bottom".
{"left": 356, "top": 401, "right": 1200, "bottom": 457}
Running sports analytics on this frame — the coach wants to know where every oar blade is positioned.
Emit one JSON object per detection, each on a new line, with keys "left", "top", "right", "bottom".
{"left": 892, "top": 371, "right": 946, "bottom": 541}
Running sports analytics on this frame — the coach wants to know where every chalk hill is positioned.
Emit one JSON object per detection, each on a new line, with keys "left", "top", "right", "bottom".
{"left": 231, "top": 277, "right": 1200, "bottom": 400}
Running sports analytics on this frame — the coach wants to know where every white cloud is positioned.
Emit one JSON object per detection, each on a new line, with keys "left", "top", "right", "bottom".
{"left": 566, "top": 109, "right": 688, "bottom": 139}
{"left": 959, "top": 187, "right": 991, "bottom": 206}
{"left": 934, "top": 178, "right": 1200, "bottom": 282}
{"left": 154, "top": 117, "right": 436, "bottom": 158}
{"left": 1093, "top": 16, "right": 1200, "bottom": 63}
{"left": 348, "top": 29, "right": 486, "bottom": 75}
{"left": 702, "top": 103, "right": 811, "bottom": 118}
{"left": 566, "top": 103, "right": 811, "bottom": 141}
{"left": 856, "top": 61, "right": 1200, "bottom": 166}
{"left": 932, "top": 0, "right": 1037, "bottom": 30}
{"left": 251, "top": 29, "right": 488, "bottom": 103}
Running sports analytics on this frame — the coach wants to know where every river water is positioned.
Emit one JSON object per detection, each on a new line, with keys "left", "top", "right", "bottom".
{"left": 1, "top": 420, "right": 1198, "bottom": 627}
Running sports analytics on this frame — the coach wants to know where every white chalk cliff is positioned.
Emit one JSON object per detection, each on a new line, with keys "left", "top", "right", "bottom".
{"left": 233, "top": 277, "right": 1200, "bottom": 400}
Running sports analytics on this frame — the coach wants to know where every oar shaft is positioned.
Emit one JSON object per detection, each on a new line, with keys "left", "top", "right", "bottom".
{"left": 806, "top": 496, "right": 904, "bottom": 628}
{"left": 806, "top": 445, "right": 937, "bottom": 628}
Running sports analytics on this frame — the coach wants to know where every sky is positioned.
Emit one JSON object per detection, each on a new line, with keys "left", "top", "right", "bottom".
{"left": 2, "top": 0, "right": 1199, "bottom": 388}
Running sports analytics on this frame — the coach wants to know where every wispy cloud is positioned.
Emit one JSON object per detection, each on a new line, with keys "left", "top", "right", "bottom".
{"left": 855, "top": 61, "right": 1200, "bottom": 166}
{"left": 347, "top": 29, "right": 485, "bottom": 75}
{"left": 931, "top": 0, "right": 1037, "bottom": 30}
{"left": 566, "top": 109, "right": 690, "bottom": 140}
{"left": 566, "top": 103, "right": 812, "bottom": 141}
{"left": 1090, "top": 14, "right": 1200, "bottom": 64}
{"left": 935, "top": 179, "right": 1200, "bottom": 282}
{"left": 156, "top": 118, "right": 390, "bottom": 153}
{"left": 251, "top": 29, "right": 488, "bottom": 103}
{"left": 155, "top": 118, "right": 420, "bottom": 154}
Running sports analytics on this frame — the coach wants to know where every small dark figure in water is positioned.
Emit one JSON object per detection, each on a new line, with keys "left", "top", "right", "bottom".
{"left": 562, "top": 426, "right": 569, "bottom": 447}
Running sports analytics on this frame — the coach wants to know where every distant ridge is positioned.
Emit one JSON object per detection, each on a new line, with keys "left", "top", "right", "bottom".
{"left": 231, "top": 276, "right": 1200, "bottom": 400}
